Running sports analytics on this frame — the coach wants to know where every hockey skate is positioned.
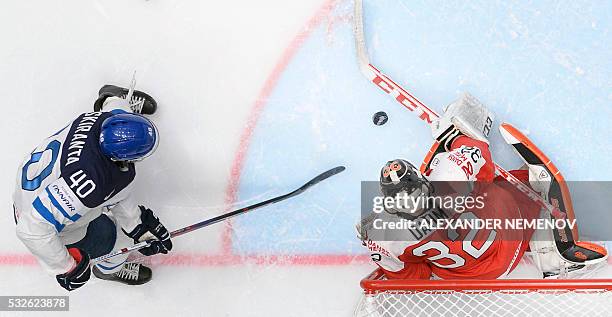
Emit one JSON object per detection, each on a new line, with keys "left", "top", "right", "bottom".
{"left": 92, "top": 262, "right": 152, "bottom": 285}
{"left": 94, "top": 85, "right": 157, "bottom": 115}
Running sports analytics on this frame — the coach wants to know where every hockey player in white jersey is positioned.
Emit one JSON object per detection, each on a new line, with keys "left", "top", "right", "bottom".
{"left": 13, "top": 84, "right": 173, "bottom": 291}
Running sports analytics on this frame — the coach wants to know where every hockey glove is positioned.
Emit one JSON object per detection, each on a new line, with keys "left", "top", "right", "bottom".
{"left": 431, "top": 92, "right": 494, "bottom": 147}
{"left": 125, "top": 206, "right": 173, "bottom": 256}
{"left": 56, "top": 248, "right": 91, "bottom": 291}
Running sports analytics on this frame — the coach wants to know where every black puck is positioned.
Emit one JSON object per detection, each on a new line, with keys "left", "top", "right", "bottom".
{"left": 372, "top": 111, "right": 388, "bottom": 126}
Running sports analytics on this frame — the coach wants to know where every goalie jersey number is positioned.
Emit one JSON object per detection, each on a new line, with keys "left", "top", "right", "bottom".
{"left": 412, "top": 212, "right": 497, "bottom": 269}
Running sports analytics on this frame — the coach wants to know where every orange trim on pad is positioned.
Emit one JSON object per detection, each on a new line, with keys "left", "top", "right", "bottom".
{"left": 500, "top": 123, "right": 578, "bottom": 238}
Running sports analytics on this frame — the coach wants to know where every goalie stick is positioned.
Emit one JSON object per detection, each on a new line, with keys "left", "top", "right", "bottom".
{"left": 352, "top": 0, "right": 601, "bottom": 265}
{"left": 91, "top": 166, "right": 346, "bottom": 264}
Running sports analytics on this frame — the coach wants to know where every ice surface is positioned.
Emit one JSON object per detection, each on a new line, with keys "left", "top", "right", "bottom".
{"left": 0, "top": 0, "right": 610, "bottom": 316}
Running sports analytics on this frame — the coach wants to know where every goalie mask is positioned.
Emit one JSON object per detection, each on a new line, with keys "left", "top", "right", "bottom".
{"left": 379, "top": 159, "right": 433, "bottom": 218}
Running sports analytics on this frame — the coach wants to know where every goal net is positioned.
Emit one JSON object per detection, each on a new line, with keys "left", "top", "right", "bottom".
{"left": 355, "top": 269, "right": 612, "bottom": 317}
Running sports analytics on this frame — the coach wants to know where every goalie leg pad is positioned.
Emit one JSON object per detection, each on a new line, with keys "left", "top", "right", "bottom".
{"left": 501, "top": 123, "right": 608, "bottom": 266}
{"left": 529, "top": 225, "right": 608, "bottom": 278}
{"left": 499, "top": 122, "right": 577, "bottom": 233}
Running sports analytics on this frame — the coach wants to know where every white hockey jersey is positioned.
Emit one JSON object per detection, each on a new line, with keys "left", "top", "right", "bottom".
{"left": 13, "top": 110, "right": 142, "bottom": 275}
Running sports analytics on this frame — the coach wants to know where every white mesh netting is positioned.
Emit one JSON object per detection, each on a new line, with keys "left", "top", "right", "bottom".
{"left": 355, "top": 271, "right": 612, "bottom": 317}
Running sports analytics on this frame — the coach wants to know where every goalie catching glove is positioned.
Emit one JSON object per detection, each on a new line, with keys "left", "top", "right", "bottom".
{"left": 124, "top": 206, "right": 173, "bottom": 256}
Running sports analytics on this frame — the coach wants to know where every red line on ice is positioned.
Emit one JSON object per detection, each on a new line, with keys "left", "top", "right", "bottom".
{"left": 1, "top": 0, "right": 367, "bottom": 268}
{"left": 221, "top": 0, "right": 341, "bottom": 261}
{"left": 0, "top": 253, "right": 369, "bottom": 266}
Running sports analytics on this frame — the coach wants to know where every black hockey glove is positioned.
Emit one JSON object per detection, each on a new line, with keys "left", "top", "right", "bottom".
{"left": 125, "top": 206, "right": 173, "bottom": 256}
{"left": 56, "top": 248, "right": 91, "bottom": 291}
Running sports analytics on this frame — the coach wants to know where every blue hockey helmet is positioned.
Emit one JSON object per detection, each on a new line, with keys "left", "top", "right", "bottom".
{"left": 99, "top": 113, "right": 159, "bottom": 161}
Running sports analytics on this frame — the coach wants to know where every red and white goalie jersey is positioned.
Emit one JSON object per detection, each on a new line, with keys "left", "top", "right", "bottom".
{"left": 363, "top": 136, "right": 541, "bottom": 280}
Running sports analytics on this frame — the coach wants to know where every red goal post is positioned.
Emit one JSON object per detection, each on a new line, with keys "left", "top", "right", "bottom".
{"left": 355, "top": 269, "right": 612, "bottom": 316}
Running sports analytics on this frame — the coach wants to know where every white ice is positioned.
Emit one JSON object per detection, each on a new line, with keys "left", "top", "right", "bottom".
{"left": 0, "top": 0, "right": 373, "bottom": 316}
{"left": 1, "top": 0, "right": 610, "bottom": 316}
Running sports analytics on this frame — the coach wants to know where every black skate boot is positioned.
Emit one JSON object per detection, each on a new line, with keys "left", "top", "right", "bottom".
{"left": 94, "top": 85, "right": 157, "bottom": 115}
{"left": 92, "top": 262, "right": 152, "bottom": 285}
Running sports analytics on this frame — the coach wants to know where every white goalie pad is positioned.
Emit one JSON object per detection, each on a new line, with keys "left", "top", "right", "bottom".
{"left": 528, "top": 221, "right": 569, "bottom": 275}
{"left": 528, "top": 216, "right": 607, "bottom": 279}
{"left": 431, "top": 92, "right": 495, "bottom": 143}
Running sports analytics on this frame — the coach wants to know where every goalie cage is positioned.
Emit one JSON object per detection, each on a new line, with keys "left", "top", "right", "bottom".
{"left": 355, "top": 269, "right": 612, "bottom": 317}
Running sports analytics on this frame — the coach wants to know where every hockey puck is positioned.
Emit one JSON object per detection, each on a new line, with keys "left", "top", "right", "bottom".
{"left": 372, "top": 111, "right": 388, "bottom": 126}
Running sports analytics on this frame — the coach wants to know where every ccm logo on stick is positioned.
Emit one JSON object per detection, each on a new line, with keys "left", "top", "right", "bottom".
{"left": 368, "top": 65, "right": 435, "bottom": 124}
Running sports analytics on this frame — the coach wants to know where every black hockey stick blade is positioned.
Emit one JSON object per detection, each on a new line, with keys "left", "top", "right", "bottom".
{"left": 92, "top": 166, "right": 347, "bottom": 263}
{"left": 286, "top": 165, "right": 346, "bottom": 199}
{"left": 169, "top": 165, "right": 346, "bottom": 238}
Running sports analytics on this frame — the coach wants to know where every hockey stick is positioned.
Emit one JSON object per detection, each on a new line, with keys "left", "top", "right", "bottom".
{"left": 353, "top": 0, "right": 563, "bottom": 220}
{"left": 352, "top": 0, "right": 605, "bottom": 264}
{"left": 92, "top": 166, "right": 346, "bottom": 263}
